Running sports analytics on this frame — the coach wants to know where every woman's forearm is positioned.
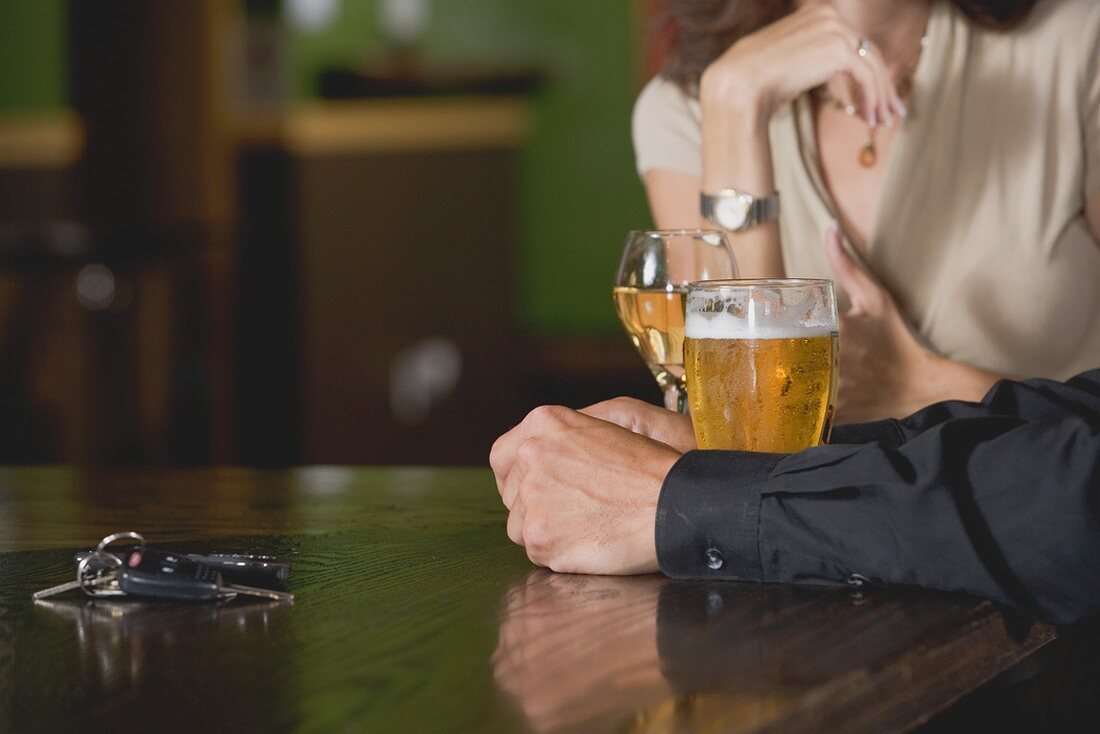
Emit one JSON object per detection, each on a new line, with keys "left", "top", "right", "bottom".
{"left": 909, "top": 352, "right": 1009, "bottom": 414}
{"left": 699, "top": 77, "right": 785, "bottom": 278}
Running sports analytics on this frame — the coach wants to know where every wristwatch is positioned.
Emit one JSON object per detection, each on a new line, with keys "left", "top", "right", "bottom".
{"left": 701, "top": 189, "right": 780, "bottom": 232}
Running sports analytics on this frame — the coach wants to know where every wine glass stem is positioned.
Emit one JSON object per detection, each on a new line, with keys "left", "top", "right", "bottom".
{"left": 664, "top": 384, "right": 689, "bottom": 414}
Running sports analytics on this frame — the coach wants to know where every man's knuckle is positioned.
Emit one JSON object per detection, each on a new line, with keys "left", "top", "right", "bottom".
{"left": 524, "top": 523, "right": 550, "bottom": 558}
{"left": 506, "top": 508, "right": 525, "bottom": 540}
{"left": 527, "top": 404, "right": 569, "bottom": 428}
{"left": 525, "top": 546, "right": 545, "bottom": 567}
{"left": 606, "top": 396, "right": 640, "bottom": 415}
{"left": 524, "top": 516, "right": 546, "bottom": 546}
{"left": 516, "top": 438, "right": 545, "bottom": 466}
{"left": 524, "top": 405, "right": 551, "bottom": 426}
{"left": 488, "top": 437, "right": 505, "bottom": 471}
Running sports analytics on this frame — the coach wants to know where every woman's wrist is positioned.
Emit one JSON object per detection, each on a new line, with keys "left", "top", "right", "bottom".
{"left": 917, "top": 351, "right": 1005, "bottom": 406}
{"left": 699, "top": 66, "right": 775, "bottom": 196}
{"left": 699, "top": 61, "right": 774, "bottom": 125}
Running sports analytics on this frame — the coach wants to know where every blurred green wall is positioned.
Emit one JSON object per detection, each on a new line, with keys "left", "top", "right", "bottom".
{"left": 289, "top": 0, "right": 652, "bottom": 336}
{"left": 0, "top": 0, "right": 651, "bottom": 335}
{"left": 519, "top": 1, "right": 652, "bottom": 336}
{"left": 0, "top": 0, "right": 67, "bottom": 111}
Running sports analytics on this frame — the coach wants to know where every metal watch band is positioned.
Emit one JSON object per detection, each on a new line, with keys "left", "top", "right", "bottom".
{"left": 701, "top": 190, "right": 781, "bottom": 232}
{"left": 745, "top": 194, "right": 780, "bottom": 229}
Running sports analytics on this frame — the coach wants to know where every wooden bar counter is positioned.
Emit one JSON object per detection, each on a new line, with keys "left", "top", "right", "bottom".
{"left": 0, "top": 468, "right": 1074, "bottom": 731}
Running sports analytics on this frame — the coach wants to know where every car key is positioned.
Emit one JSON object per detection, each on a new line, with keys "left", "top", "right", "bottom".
{"left": 34, "top": 551, "right": 124, "bottom": 600}
{"left": 117, "top": 549, "right": 223, "bottom": 601}
{"left": 183, "top": 553, "right": 291, "bottom": 586}
{"left": 76, "top": 550, "right": 291, "bottom": 589}
{"left": 33, "top": 572, "right": 117, "bottom": 600}
{"left": 119, "top": 549, "right": 293, "bottom": 603}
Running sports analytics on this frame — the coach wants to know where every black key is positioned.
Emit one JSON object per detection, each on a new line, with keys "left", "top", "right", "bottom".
{"left": 78, "top": 550, "right": 292, "bottom": 588}
{"left": 184, "top": 553, "right": 291, "bottom": 586}
{"left": 117, "top": 549, "right": 223, "bottom": 602}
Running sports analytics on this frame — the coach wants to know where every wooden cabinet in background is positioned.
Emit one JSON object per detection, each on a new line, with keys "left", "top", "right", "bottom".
{"left": 236, "top": 98, "right": 527, "bottom": 466}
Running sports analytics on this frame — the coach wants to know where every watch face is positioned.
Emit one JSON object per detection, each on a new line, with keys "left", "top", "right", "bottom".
{"left": 714, "top": 196, "right": 748, "bottom": 231}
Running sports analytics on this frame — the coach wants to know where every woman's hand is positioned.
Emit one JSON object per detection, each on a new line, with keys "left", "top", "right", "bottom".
{"left": 697, "top": 3, "right": 908, "bottom": 278}
{"left": 825, "top": 226, "right": 1004, "bottom": 423}
{"left": 489, "top": 406, "right": 680, "bottom": 575}
{"left": 701, "top": 3, "right": 906, "bottom": 127}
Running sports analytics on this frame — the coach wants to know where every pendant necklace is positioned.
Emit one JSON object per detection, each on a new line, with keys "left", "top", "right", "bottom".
{"left": 817, "top": 35, "right": 928, "bottom": 168}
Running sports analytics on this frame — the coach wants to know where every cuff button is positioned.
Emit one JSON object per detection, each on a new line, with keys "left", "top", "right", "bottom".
{"left": 705, "top": 548, "right": 724, "bottom": 570}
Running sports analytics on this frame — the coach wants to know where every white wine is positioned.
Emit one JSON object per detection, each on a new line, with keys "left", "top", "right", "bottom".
{"left": 613, "top": 286, "right": 686, "bottom": 392}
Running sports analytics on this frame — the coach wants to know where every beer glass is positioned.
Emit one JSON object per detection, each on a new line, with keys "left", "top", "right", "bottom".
{"left": 614, "top": 230, "right": 738, "bottom": 413}
{"left": 684, "top": 279, "right": 838, "bottom": 452}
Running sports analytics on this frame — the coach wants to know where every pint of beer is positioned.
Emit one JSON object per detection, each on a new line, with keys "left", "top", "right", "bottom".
{"left": 684, "top": 279, "right": 839, "bottom": 453}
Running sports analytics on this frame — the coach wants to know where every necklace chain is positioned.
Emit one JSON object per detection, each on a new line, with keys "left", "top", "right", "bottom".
{"left": 817, "top": 34, "right": 928, "bottom": 168}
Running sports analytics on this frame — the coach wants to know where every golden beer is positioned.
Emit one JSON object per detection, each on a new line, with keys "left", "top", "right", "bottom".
{"left": 685, "top": 332, "right": 838, "bottom": 452}
{"left": 613, "top": 286, "right": 686, "bottom": 393}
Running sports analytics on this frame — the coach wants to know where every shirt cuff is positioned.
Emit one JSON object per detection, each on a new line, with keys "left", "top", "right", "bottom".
{"left": 655, "top": 450, "right": 785, "bottom": 581}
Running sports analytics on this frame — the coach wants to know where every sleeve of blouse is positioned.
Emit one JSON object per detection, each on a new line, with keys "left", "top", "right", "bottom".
{"left": 632, "top": 76, "right": 704, "bottom": 179}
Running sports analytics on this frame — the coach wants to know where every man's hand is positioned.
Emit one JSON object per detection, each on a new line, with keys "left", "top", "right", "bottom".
{"left": 489, "top": 406, "right": 682, "bottom": 575}
{"left": 579, "top": 397, "right": 697, "bottom": 453}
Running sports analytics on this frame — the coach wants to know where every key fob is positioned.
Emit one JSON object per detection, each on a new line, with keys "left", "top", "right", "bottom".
{"left": 118, "top": 549, "right": 223, "bottom": 602}
{"left": 185, "top": 553, "right": 291, "bottom": 586}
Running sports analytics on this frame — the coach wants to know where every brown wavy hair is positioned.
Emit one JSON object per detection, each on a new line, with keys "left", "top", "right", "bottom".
{"left": 658, "top": 0, "right": 1039, "bottom": 94}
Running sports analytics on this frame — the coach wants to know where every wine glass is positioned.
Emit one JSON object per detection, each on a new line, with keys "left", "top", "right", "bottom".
{"left": 613, "top": 229, "right": 738, "bottom": 413}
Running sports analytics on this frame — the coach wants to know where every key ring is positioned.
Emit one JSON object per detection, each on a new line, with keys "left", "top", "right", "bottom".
{"left": 79, "top": 531, "right": 146, "bottom": 597}
{"left": 77, "top": 551, "right": 122, "bottom": 597}
{"left": 96, "top": 531, "right": 146, "bottom": 554}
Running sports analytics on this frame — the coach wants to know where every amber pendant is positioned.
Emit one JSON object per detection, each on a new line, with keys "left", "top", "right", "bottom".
{"left": 859, "top": 142, "right": 877, "bottom": 168}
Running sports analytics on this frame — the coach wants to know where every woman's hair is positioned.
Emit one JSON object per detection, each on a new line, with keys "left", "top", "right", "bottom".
{"left": 658, "top": 0, "right": 1039, "bottom": 93}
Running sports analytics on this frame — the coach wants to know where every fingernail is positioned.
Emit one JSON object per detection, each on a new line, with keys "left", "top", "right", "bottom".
{"left": 868, "top": 113, "right": 878, "bottom": 129}
{"left": 897, "top": 102, "right": 909, "bottom": 118}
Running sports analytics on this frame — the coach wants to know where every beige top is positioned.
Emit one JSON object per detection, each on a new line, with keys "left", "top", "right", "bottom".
{"left": 633, "top": 0, "right": 1100, "bottom": 381}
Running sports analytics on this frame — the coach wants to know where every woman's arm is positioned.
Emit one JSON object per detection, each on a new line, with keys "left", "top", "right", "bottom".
{"left": 640, "top": 4, "right": 904, "bottom": 278}
{"left": 697, "top": 80, "right": 784, "bottom": 276}
{"left": 641, "top": 170, "right": 705, "bottom": 231}
{"left": 634, "top": 99, "right": 799, "bottom": 277}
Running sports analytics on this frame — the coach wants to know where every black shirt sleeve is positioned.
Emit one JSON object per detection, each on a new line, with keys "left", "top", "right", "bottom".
{"left": 656, "top": 369, "right": 1100, "bottom": 624}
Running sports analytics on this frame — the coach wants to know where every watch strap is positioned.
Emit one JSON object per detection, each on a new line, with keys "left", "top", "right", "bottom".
{"left": 701, "top": 190, "right": 781, "bottom": 232}
{"left": 745, "top": 194, "right": 780, "bottom": 229}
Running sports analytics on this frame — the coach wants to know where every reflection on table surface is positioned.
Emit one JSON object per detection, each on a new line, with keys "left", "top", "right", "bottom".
{"left": 494, "top": 572, "right": 670, "bottom": 733}
{"left": 492, "top": 569, "right": 1055, "bottom": 734}
{"left": 33, "top": 598, "right": 286, "bottom": 695}
{"left": 0, "top": 467, "right": 1055, "bottom": 732}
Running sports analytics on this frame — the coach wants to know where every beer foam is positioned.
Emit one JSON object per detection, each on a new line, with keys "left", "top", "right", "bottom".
{"left": 685, "top": 311, "right": 835, "bottom": 340}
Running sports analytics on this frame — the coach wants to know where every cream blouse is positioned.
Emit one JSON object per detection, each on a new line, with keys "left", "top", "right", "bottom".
{"left": 633, "top": 0, "right": 1100, "bottom": 381}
